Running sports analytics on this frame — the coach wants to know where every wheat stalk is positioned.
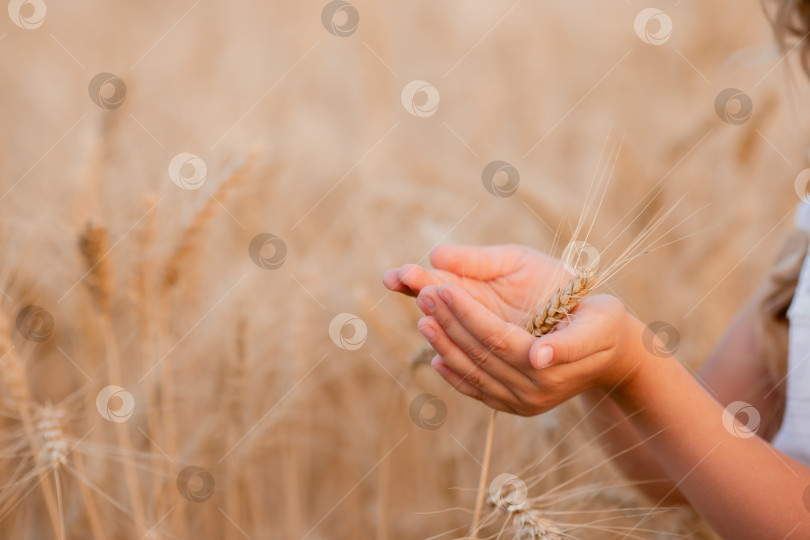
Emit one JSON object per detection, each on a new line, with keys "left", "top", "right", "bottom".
{"left": 223, "top": 319, "right": 251, "bottom": 540}
{"left": 78, "top": 223, "right": 149, "bottom": 537}
{"left": 69, "top": 449, "right": 106, "bottom": 540}
{"left": 470, "top": 409, "right": 499, "bottom": 537}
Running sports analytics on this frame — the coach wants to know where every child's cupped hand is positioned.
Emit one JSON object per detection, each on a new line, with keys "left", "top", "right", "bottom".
{"left": 384, "top": 245, "right": 643, "bottom": 416}
{"left": 383, "top": 244, "right": 570, "bottom": 326}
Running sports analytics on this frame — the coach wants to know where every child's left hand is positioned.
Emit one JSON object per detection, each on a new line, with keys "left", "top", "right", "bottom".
{"left": 415, "top": 282, "right": 641, "bottom": 416}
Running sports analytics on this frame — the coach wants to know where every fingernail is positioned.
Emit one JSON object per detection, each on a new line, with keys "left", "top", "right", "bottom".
{"left": 419, "top": 295, "right": 436, "bottom": 312}
{"left": 431, "top": 356, "right": 445, "bottom": 373}
{"left": 438, "top": 287, "right": 452, "bottom": 305}
{"left": 533, "top": 346, "right": 554, "bottom": 369}
{"left": 419, "top": 324, "right": 437, "bottom": 342}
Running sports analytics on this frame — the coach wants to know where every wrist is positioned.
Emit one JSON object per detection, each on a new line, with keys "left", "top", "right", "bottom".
{"left": 599, "top": 312, "right": 656, "bottom": 397}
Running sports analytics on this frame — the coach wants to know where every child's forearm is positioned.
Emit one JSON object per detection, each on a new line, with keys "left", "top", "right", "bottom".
{"left": 611, "top": 319, "right": 810, "bottom": 539}
{"left": 580, "top": 389, "right": 686, "bottom": 504}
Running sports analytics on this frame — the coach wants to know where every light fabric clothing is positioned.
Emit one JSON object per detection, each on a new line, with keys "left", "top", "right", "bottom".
{"left": 773, "top": 201, "right": 810, "bottom": 464}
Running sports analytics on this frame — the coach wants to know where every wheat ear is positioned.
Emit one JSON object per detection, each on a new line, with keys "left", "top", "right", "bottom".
{"left": 0, "top": 307, "right": 63, "bottom": 538}
{"left": 163, "top": 155, "right": 254, "bottom": 291}
{"left": 78, "top": 223, "right": 112, "bottom": 314}
{"left": 526, "top": 269, "right": 597, "bottom": 337}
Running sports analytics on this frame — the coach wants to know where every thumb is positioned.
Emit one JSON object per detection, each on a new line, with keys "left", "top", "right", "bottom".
{"left": 429, "top": 244, "right": 523, "bottom": 280}
{"left": 529, "top": 325, "right": 588, "bottom": 369}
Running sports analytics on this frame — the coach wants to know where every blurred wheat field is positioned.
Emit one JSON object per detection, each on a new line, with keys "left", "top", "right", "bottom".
{"left": 0, "top": 0, "right": 806, "bottom": 538}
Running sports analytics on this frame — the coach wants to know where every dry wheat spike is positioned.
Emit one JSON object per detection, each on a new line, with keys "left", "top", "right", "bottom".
{"left": 526, "top": 269, "right": 597, "bottom": 337}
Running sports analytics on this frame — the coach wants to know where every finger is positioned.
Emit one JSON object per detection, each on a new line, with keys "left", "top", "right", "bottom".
{"left": 383, "top": 268, "right": 413, "bottom": 294}
{"left": 431, "top": 356, "right": 515, "bottom": 413}
{"left": 527, "top": 297, "right": 614, "bottom": 369}
{"left": 416, "top": 296, "right": 436, "bottom": 317}
{"left": 382, "top": 265, "right": 439, "bottom": 297}
{"left": 418, "top": 286, "right": 532, "bottom": 391}
{"left": 397, "top": 264, "right": 442, "bottom": 296}
{"left": 428, "top": 283, "right": 535, "bottom": 376}
{"left": 429, "top": 244, "right": 524, "bottom": 280}
{"left": 417, "top": 316, "right": 518, "bottom": 404}
{"left": 529, "top": 324, "right": 586, "bottom": 370}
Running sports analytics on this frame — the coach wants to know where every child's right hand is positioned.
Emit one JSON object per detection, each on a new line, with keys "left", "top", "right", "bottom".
{"left": 382, "top": 244, "right": 570, "bottom": 326}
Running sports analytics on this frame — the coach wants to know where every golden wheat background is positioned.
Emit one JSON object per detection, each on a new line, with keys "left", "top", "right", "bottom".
{"left": 0, "top": 0, "right": 806, "bottom": 538}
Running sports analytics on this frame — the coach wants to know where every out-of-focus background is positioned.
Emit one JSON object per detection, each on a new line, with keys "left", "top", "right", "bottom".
{"left": 0, "top": 0, "right": 806, "bottom": 538}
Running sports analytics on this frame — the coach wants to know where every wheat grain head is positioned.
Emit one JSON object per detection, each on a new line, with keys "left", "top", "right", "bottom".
{"left": 78, "top": 223, "right": 112, "bottom": 314}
